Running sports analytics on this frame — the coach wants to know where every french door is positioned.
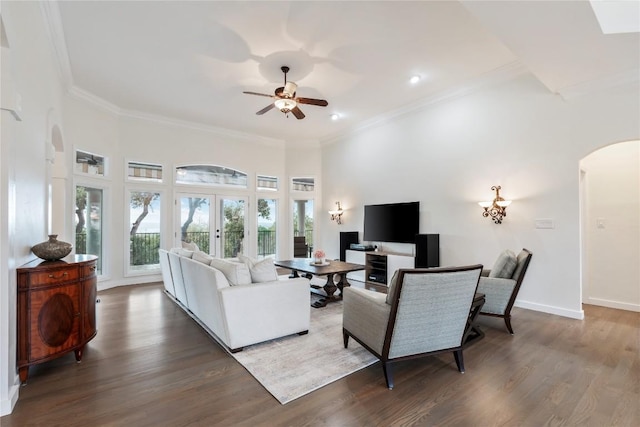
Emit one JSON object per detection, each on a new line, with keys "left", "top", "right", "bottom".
{"left": 176, "top": 193, "right": 248, "bottom": 258}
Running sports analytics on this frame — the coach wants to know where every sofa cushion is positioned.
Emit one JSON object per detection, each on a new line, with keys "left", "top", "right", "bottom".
{"left": 238, "top": 255, "right": 279, "bottom": 283}
{"left": 489, "top": 250, "right": 517, "bottom": 279}
{"left": 170, "top": 247, "right": 194, "bottom": 258}
{"left": 181, "top": 241, "right": 199, "bottom": 251}
{"left": 192, "top": 250, "right": 213, "bottom": 265}
{"left": 209, "top": 258, "right": 252, "bottom": 286}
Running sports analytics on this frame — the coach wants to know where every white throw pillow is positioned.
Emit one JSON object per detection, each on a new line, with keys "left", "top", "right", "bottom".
{"left": 181, "top": 241, "right": 199, "bottom": 252}
{"left": 238, "top": 254, "right": 279, "bottom": 283}
{"left": 489, "top": 250, "right": 517, "bottom": 279}
{"left": 209, "top": 258, "right": 252, "bottom": 286}
{"left": 192, "top": 250, "right": 213, "bottom": 265}
{"left": 171, "top": 247, "right": 194, "bottom": 258}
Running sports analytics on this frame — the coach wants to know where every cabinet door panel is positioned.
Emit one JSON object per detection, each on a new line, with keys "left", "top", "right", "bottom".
{"left": 29, "top": 284, "right": 81, "bottom": 361}
{"left": 82, "top": 277, "right": 97, "bottom": 340}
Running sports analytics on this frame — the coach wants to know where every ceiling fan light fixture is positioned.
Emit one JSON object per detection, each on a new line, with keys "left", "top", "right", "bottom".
{"left": 283, "top": 81, "right": 297, "bottom": 97}
{"left": 274, "top": 98, "right": 297, "bottom": 112}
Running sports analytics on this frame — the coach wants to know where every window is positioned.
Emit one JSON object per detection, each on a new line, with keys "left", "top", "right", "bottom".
{"left": 292, "top": 177, "right": 314, "bottom": 192}
{"left": 176, "top": 164, "right": 247, "bottom": 188}
{"left": 128, "top": 161, "right": 163, "bottom": 183}
{"left": 257, "top": 175, "right": 278, "bottom": 191}
{"left": 75, "top": 185, "right": 103, "bottom": 274}
{"left": 257, "top": 198, "right": 277, "bottom": 259}
{"left": 128, "top": 191, "right": 161, "bottom": 273}
{"left": 75, "top": 150, "right": 106, "bottom": 176}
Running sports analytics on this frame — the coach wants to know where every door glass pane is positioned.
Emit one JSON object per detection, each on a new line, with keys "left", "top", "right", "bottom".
{"left": 180, "top": 196, "right": 211, "bottom": 253}
{"left": 258, "top": 199, "right": 276, "bottom": 259}
{"left": 75, "top": 186, "right": 103, "bottom": 273}
{"left": 293, "top": 199, "right": 313, "bottom": 257}
{"left": 220, "top": 198, "right": 246, "bottom": 258}
{"left": 129, "top": 191, "right": 161, "bottom": 271}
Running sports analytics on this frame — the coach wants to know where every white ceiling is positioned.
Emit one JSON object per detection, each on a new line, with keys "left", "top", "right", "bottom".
{"left": 48, "top": 1, "right": 639, "bottom": 143}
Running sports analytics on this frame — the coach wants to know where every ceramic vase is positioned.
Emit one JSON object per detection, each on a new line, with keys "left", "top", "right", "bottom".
{"left": 31, "top": 234, "right": 73, "bottom": 261}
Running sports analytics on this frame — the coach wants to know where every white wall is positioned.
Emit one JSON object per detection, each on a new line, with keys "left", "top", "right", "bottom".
{"left": 320, "top": 72, "right": 640, "bottom": 320}
{"left": 0, "top": 1, "right": 65, "bottom": 415}
{"left": 580, "top": 141, "right": 640, "bottom": 311}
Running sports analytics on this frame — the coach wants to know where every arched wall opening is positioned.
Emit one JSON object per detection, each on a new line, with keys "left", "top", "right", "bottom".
{"left": 579, "top": 140, "right": 640, "bottom": 312}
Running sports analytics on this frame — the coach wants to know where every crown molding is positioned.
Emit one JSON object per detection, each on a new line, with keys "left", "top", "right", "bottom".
{"left": 67, "top": 86, "right": 285, "bottom": 148}
{"left": 555, "top": 68, "right": 640, "bottom": 100}
{"left": 39, "top": 0, "right": 73, "bottom": 89}
{"left": 321, "top": 60, "right": 529, "bottom": 145}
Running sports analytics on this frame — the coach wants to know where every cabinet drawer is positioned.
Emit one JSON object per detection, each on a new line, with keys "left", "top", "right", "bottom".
{"left": 29, "top": 268, "right": 80, "bottom": 286}
{"left": 82, "top": 262, "right": 98, "bottom": 277}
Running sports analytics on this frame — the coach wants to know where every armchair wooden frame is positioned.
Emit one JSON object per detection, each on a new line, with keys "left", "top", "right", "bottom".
{"left": 343, "top": 265, "right": 483, "bottom": 390}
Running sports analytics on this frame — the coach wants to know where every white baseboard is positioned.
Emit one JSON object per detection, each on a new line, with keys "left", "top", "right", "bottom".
{"left": 0, "top": 381, "right": 20, "bottom": 416}
{"left": 515, "top": 300, "right": 585, "bottom": 320}
{"left": 583, "top": 297, "right": 640, "bottom": 313}
{"left": 98, "top": 274, "right": 162, "bottom": 291}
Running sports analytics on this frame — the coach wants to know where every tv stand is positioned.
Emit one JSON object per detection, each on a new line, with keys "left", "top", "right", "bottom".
{"left": 345, "top": 250, "right": 414, "bottom": 288}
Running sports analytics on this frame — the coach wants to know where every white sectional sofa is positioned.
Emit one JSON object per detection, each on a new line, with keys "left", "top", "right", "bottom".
{"left": 159, "top": 248, "right": 311, "bottom": 352}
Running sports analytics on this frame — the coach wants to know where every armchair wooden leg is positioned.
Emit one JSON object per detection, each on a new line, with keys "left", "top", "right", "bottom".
{"left": 453, "top": 350, "right": 465, "bottom": 373}
{"left": 383, "top": 361, "right": 394, "bottom": 390}
{"left": 504, "top": 315, "right": 514, "bottom": 335}
{"left": 343, "top": 330, "right": 349, "bottom": 348}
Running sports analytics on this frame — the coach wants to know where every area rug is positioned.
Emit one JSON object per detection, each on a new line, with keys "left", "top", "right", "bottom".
{"left": 230, "top": 299, "right": 378, "bottom": 404}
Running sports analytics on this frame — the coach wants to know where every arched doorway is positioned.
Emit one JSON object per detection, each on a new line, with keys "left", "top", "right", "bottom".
{"left": 579, "top": 140, "right": 640, "bottom": 312}
{"left": 47, "top": 121, "right": 67, "bottom": 240}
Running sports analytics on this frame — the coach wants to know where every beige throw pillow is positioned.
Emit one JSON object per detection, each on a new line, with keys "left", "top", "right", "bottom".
{"left": 238, "top": 254, "right": 279, "bottom": 283}
{"left": 209, "top": 258, "right": 252, "bottom": 286}
{"left": 171, "top": 247, "right": 194, "bottom": 258}
{"left": 489, "top": 250, "right": 517, "bottom": 279}
{"left": 385, "top": 270, "right": 400, "bottom": 305}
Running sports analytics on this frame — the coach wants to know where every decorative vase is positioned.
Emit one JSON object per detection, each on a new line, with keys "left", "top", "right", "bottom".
{"left": 31, "top": 235, "right": 73, "bottom": 261}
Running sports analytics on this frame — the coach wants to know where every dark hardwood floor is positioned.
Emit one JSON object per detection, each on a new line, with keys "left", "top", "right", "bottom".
{"left": 2, "top": 283, "right": 638, "bottom": 426}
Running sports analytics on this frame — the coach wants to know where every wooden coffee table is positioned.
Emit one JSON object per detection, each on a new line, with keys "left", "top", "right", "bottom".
{"left": 274, "top": 259, "right": 365, "bottom": 308}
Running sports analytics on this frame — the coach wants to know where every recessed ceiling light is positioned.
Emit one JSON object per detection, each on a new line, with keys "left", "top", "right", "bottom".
{"left": 409, "top": 75, "right": 421, "bottom": 84}
{"left": 330, "top": 113, "right": 340, "bottom": 121}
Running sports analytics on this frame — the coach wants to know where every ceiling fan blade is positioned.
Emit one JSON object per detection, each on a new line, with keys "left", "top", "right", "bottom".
{"left": 296, "top": 97, "right": 328, "bottom": 107}
{"left": 243, "top": 91, "right": 275, "bottom": 98}
{"left": 256, "top": 103, "right": 275, "bottom": 115}
{"left": 291, "top": 106, "right": 305, "bottom": 120}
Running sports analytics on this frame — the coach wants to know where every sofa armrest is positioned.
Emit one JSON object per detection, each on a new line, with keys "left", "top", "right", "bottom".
{"left": 342, "top": 287, "right": 391, "bottom": 355}
{"left": 477, "top": 277, "right": 517, "bottom": 315}
{"left": 219, "top": 278, "right": 310, "bottom": 349}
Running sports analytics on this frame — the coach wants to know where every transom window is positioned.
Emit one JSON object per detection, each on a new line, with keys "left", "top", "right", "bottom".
{"left": 176, "top": 164, "right": 247, "bottom": 187}
{"left": 291, "top": 177, "right": 314, "bottom": 192}
{"left": 128, "top": 161, "right": 163, "bottom": 182}
{"left": 257, "top": 175, "right": 278, "bottom": 191}
{"left": 75, "top": 149, "right": 106, "bottom": 176}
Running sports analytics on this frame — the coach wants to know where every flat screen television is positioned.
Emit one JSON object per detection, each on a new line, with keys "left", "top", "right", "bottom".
{"left": 363, "top": 202, "right": 419, "bottom": 243}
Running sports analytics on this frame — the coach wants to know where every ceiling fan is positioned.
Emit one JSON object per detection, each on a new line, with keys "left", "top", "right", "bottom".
{"left": 243, "top": 66, "right": 328, "bottom": 119}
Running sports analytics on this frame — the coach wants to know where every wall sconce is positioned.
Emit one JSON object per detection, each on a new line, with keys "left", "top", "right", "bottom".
{"left": 478, "top": 186, "right": 512, "bottom": 224}
{"left": 329, "top": 201, "right": 344, "bottom": 224}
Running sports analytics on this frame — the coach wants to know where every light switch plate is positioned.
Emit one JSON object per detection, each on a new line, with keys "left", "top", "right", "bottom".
{"left": 535, "top": 219, "right": 555, "bottom": 229}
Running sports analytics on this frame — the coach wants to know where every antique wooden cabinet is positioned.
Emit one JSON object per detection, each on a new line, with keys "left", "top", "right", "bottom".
{"left": 17, "top": 254, "right": 98, "bottom": 383}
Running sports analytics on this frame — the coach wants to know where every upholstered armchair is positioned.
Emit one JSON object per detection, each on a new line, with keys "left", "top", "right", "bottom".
{"left": 342, "top": 265, "right": 483, "bottom": 390}
{"left": 477, "top": 248, "right": 533, "bottom": 334}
